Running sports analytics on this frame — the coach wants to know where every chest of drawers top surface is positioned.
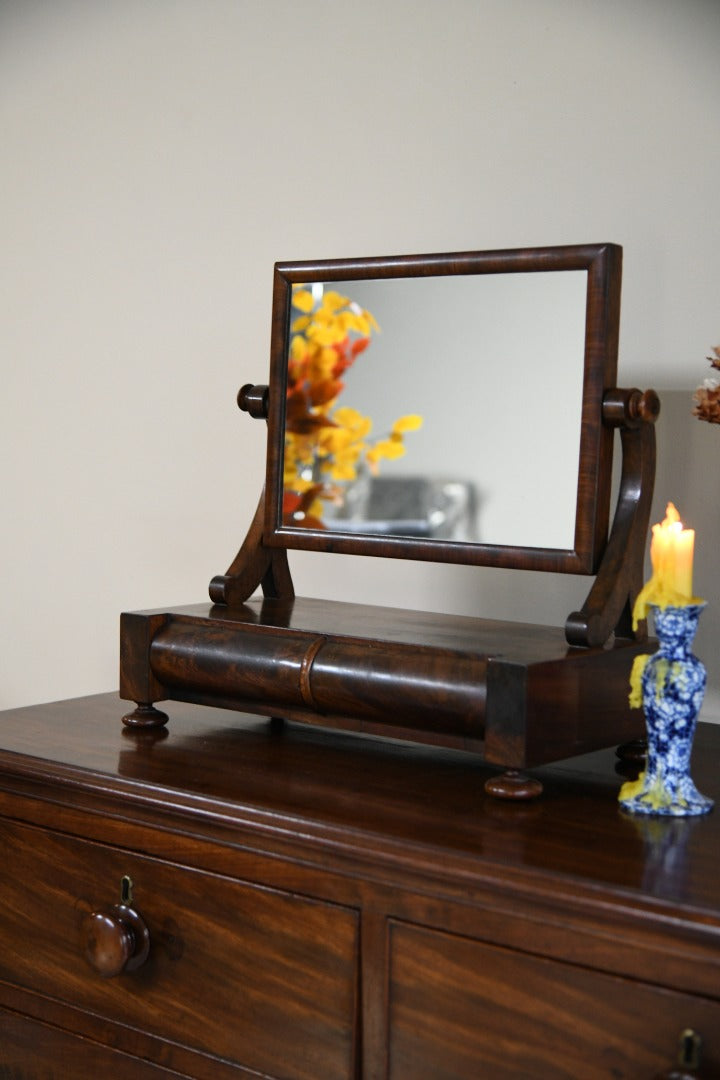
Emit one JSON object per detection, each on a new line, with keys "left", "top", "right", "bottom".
{"left": 2, "top": 693, "right": 720, "bottom": 1078}
{"left": 0, "top": 691, "right": 719, "bottom": 918}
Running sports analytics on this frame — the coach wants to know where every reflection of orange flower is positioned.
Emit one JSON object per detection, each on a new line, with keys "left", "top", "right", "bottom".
{"left": 283, "top": 287, "right": 422, "bottom": 526}
{"left": 282, "top": 487, "right": 326, "bottom": 530}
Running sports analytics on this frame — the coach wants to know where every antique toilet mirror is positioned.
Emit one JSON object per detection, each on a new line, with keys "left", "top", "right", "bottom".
{"left": 120, "top": 243, "right": 659, "bottom": 798}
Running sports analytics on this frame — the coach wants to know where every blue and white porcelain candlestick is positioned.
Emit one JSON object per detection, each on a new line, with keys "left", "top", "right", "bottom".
{"left": 619, "top": 603, "right": 713, "bottom": 817}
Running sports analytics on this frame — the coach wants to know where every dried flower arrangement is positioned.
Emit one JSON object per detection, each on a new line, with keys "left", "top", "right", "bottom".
{"left": 692, "top": 345, "right": 720, "bottom": 424}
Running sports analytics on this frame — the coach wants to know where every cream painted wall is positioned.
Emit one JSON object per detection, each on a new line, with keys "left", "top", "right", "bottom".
{"left": 2, "top": 0, "right": 719, "bottom": 720}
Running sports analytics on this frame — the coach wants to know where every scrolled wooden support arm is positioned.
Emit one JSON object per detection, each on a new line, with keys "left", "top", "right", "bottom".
{"left": 565, "top": 387, "right": 659, "bottom": 648}
{"left": 208, "top": 382, "right": 293, "bottom": 606}
{"left": 209, "top": 488, "right": 294, "bottom": 606}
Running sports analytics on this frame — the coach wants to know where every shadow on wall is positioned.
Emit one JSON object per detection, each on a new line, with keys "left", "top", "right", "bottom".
{"left": 652, "top": 391, "right": 720, "bottom": 723}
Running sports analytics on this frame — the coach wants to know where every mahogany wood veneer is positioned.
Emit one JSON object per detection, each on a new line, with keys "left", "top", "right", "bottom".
{"left": 0, "top": 692, "right": 718, "bottom": 1077}
{"left": 120, "top": 597, "right": 652, "bottom": 775}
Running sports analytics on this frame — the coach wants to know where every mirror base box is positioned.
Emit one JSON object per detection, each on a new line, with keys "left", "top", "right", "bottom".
{"left": 120, "top": 597, "right": 650, "bottom": 771}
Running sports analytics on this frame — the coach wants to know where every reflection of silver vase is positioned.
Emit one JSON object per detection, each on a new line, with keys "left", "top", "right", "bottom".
{"left": 338, "top": 467, "right": 371, "bottom": 522}
{"left": 323, "top": 465, "right": 371, "bottom": 525}
{"left": 620, "top": 604, "right": 713, "bottom": 817}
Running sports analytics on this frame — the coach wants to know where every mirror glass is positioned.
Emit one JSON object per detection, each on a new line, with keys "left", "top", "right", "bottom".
{"left": 265, "top": 246, "right": 620, "bottom": 573}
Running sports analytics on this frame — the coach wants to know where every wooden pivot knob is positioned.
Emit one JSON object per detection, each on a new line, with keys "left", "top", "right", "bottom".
{"left": 602, "top": 387, "right": 660, "bottom": 428}
{"left": 83, "top": 903, "right": 150, "bottom": 977}
{"left": 237, "top": 383, "right": 269, "bottom": 419}
{"left": 630, "top": 387, "right": 660, "bottom": 424}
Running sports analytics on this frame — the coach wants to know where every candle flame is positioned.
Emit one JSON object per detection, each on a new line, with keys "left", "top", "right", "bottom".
{"left": 662, "top": 502, "right": 681, "bottom": 529}
{"left": 631, "top": 502, "right": 700, "bottom": 629}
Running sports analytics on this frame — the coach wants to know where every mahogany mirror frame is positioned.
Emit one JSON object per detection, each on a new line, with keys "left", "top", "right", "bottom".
{"left": 262, "top": 243, "right": 622, "bottom": 576}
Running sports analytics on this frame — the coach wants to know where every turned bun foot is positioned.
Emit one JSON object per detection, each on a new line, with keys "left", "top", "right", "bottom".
{"left": 616, "top": 738, "right": 647, "bottom": 764}
{"left": 122, "top": 703, "right": 169, "bottom": 729}
{"left": 485, "top": 770, "right": 543, "bottom": 800}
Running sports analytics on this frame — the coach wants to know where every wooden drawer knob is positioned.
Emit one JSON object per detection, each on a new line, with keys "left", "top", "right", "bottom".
{"left": 83, "top": 903, "right": 150, "bottom": 977}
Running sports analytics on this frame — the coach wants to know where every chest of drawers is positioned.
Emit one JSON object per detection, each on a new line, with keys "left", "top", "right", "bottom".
{"left": 0, "top": 693, "right": 718, "bottom": 1078}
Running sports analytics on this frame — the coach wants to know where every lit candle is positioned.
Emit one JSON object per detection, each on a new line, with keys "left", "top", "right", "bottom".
{"left": 650, "top": 502, "right": 694, "bottom": 599}
{"left": 632, "top": 502, "right": 698, "bottom": 627}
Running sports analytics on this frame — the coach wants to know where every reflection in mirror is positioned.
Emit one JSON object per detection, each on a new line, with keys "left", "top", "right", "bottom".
{"left": 282, "top": 270, "right": 587, "bottom": 550}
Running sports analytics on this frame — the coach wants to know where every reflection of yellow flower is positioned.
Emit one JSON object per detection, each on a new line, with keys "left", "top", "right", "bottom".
{"left": 366, "top": 415, "right": 423, "bottom": 474}
{"left": 292, "top": 289, "right": 379, "bottom": 345}
{"left": 283, "top": 287, "right": 423, "bottom": 524}
{"left": 317, "top": 407, "right": 373, "bottom": 481}
{"left": 392, "top": 415, "right": 423, "bottom": 434}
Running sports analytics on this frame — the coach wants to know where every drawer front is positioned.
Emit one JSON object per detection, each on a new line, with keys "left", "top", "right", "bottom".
{"left": 0, "top": 820, "right": 358, "bottom": 1080}
{"left": 388, "top": 921, "right": 720, "bottom": 1079}
{"left": 0, "top": 1007, "right": 183, "bottom": 1079}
